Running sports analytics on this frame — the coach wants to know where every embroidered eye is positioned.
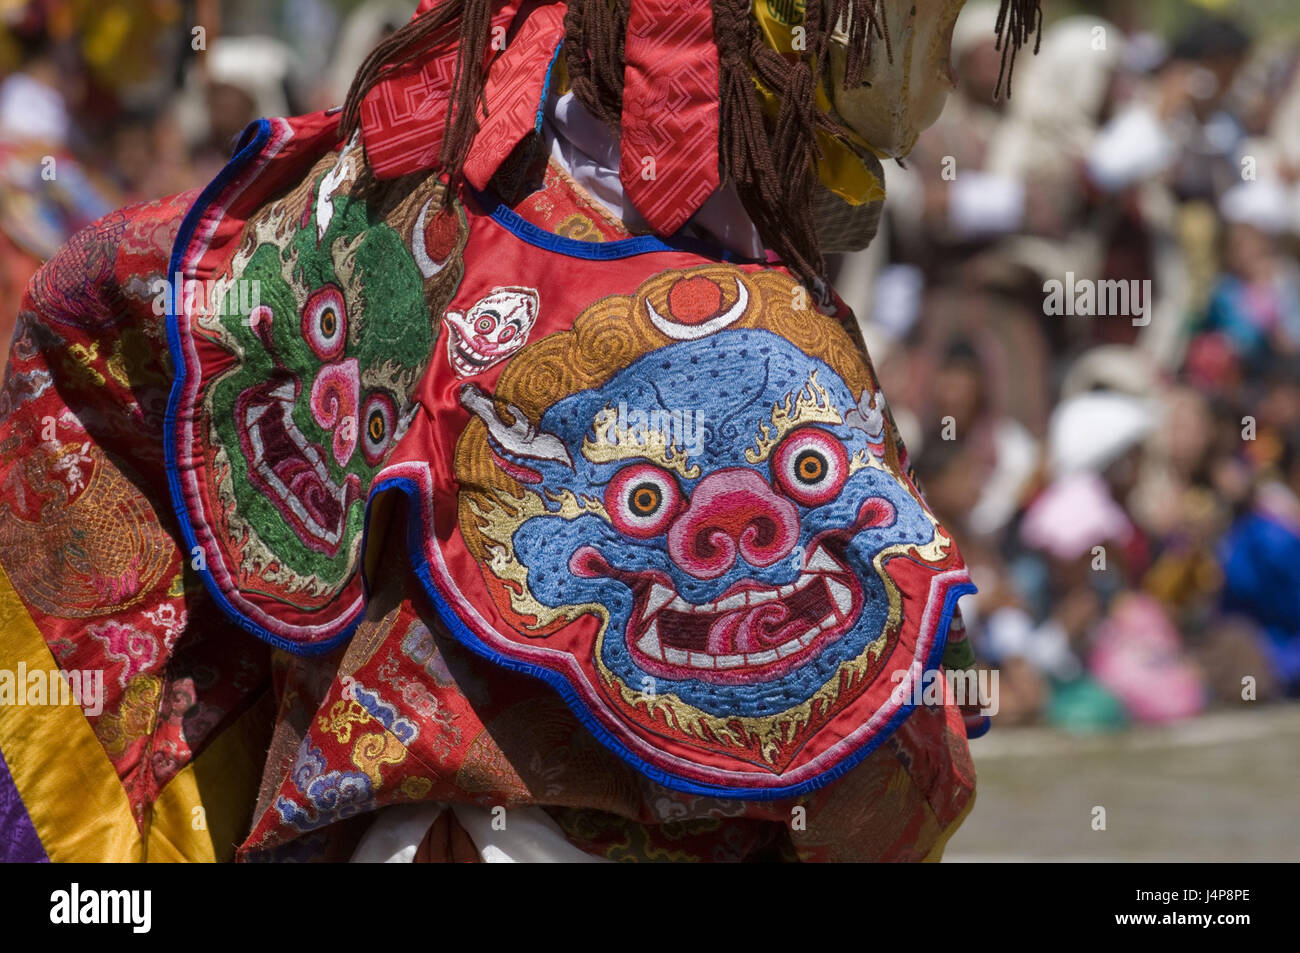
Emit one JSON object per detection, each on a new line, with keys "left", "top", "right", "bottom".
{"left": 497, "top": 325, "right": 516, "bottom": 343}
{"left": 772, "top": 427, "right": 848, "bottom": 506}
{"left": 631, "top": 484, "right": 660, "bottom": 514}
{"left": 605, "top": 463, "right": 682, "bottom": 538}
{"left": 303, "top": 286, "right": 347, "bottom": 360}
{"left": 475, "top": 311, "right": 499, "bottom": 334}
{"left": 361, "top": 392, "right": 397, "bottom": 465}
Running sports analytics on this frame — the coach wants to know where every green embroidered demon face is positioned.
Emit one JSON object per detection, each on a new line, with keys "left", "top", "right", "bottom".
{"left": 206, "top": 179, "right": 431, "bottom": 589}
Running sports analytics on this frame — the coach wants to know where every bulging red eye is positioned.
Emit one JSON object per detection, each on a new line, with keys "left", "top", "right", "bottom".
{"left": 605, "top": 463, "right": 682, "bottom": 538}
{"left": 303, "top": 285, "right": 347, "bottom": 360}
{"left": 772, "top": 427, "right": 848, "bottom": 506}
{"left": 476, "top": 316, "right": 494, "bottom": 333}
{"left": 497, "top": 325, "right": 516, "bottom": 342}
{"left": 361, "top": 392, "right": 397, "bottom": 465}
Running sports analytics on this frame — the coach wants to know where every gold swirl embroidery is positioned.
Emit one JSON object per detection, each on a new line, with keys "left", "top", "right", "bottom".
{"left": 318, "top": 698, "right": 372, "bottom": 744}
{"left": 399, "top": 776, "right": 433, "bottom": 800}
{"left": 351, "top": 730, "right": 407, "bottom": 786}
{"left": 63, "top": 343, "right": 105, "bottom": 389}
{"left": 0, "top": 448, "right": 174, "bottom": 618}
{"left": 94, "top": 674, "right": 163, "bottom": 758}
{"left": 556, "top": 213, "right": 604, "bottom": 242}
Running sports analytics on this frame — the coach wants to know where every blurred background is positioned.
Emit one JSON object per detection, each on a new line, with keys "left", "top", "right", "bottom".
{"left": 840, "top": 0, "right": 1300, "bottom": 860}
{"left": 2, "top": 0, "right": 1298, "bottom": 859}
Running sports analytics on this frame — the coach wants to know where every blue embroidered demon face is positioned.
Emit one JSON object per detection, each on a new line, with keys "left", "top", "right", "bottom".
{"left": 462, "top": 329, "right": 937, "bottom": 718}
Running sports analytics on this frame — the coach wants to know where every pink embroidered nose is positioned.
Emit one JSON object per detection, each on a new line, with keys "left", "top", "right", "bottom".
{"left": 667, "top": 468, "right": 800, "bottom": 579}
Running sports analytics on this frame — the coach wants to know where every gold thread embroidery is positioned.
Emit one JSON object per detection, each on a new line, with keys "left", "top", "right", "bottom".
{"left": 745, "top": 370, "right": 843, "bottom": 464}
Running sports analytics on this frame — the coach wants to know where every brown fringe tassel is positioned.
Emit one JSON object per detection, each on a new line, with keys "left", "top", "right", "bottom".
{"left": 339, "top": 0, "right": 1044, "bottom": 281}
{"left": 710, "top": 0, "right": 817, "bottom": 284}
{"left": 339, "top": 0, "right": 496, "bottom": 199}
{"left": 564, "top": 0, "right": 630, "bottom": 128}
{"left": 823, "top": 0, "right": 889, "bottom": 90}
{"left": 994, "top": 0, "right": 1044, "bottom": 100}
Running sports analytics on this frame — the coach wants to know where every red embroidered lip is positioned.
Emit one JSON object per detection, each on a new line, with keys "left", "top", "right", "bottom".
{"left": 235, "top": 378, "right": 360, "bottom": 556}
{"left": 446, "top": 326, "right": 497, "bottom": 376}
{"left": 573, "top": 534, "right": 863, "bottom": 685}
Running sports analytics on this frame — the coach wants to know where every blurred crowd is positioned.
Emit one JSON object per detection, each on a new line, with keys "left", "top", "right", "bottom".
{"left": 842, "top": 0, "right": 1300, "bottom": 730}
{"left": 0, "top": 0, "right": 413, "bottom": 360}
{"left": 2, "top": 0, "right": 1298, "bottom": 732}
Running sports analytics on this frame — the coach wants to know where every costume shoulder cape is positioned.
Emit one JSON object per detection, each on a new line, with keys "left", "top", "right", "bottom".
{"left": 163, "top": 109, "right": 976, "bottom": 799}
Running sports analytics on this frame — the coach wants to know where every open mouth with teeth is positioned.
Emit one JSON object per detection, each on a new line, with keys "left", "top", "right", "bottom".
{"left": 235, "top": 378, "right": 360, "bottom": 556}
{"left": 578, "top": 535, "right": 863, "bottom": 685}
{"left": 447, "top": 328, "right": 505, "bottom": 377}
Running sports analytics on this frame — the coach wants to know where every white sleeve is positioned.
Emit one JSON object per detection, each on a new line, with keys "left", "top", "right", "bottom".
{"left": 349, "top": 801, "right": 614, "bottom": 863}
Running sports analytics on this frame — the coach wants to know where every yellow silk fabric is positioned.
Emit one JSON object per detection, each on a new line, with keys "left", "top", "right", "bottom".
{"left": 0, "top": 561, "right": 265, "bottom": 862}
{"left": 751, "top": 2, "right": 888, "bottom": 206}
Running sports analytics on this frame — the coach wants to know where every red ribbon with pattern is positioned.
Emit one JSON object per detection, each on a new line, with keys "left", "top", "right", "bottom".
{"left": 619, "top": 0, "right": 721, "bottom": 235}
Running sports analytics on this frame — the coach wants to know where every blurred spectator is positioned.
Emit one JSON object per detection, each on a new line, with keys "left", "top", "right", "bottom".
{"left": 174, "top": 35, "right": 299, "bottom": 182}
{"left": 0, "top": 6, "right": 305, "bottom": 367}
{"left": 0, "top": 8, "right": 116, "bottom": 368}
{"left": 870, "top": 2, "right": 1300, "bottom": 734}
{"left": 1218, "top": 431, "right": 1300, "bottom": 696}
{"left": 320, "top": 0, "right": 412, "bottom": 108}
{"left": 1201, "top": 221, "right": 1300, "bottom": 366}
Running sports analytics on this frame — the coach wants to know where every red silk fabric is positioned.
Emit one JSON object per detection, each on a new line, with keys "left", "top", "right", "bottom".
{"left": 619, "top": 0, "right": 721, "bottom": 235}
